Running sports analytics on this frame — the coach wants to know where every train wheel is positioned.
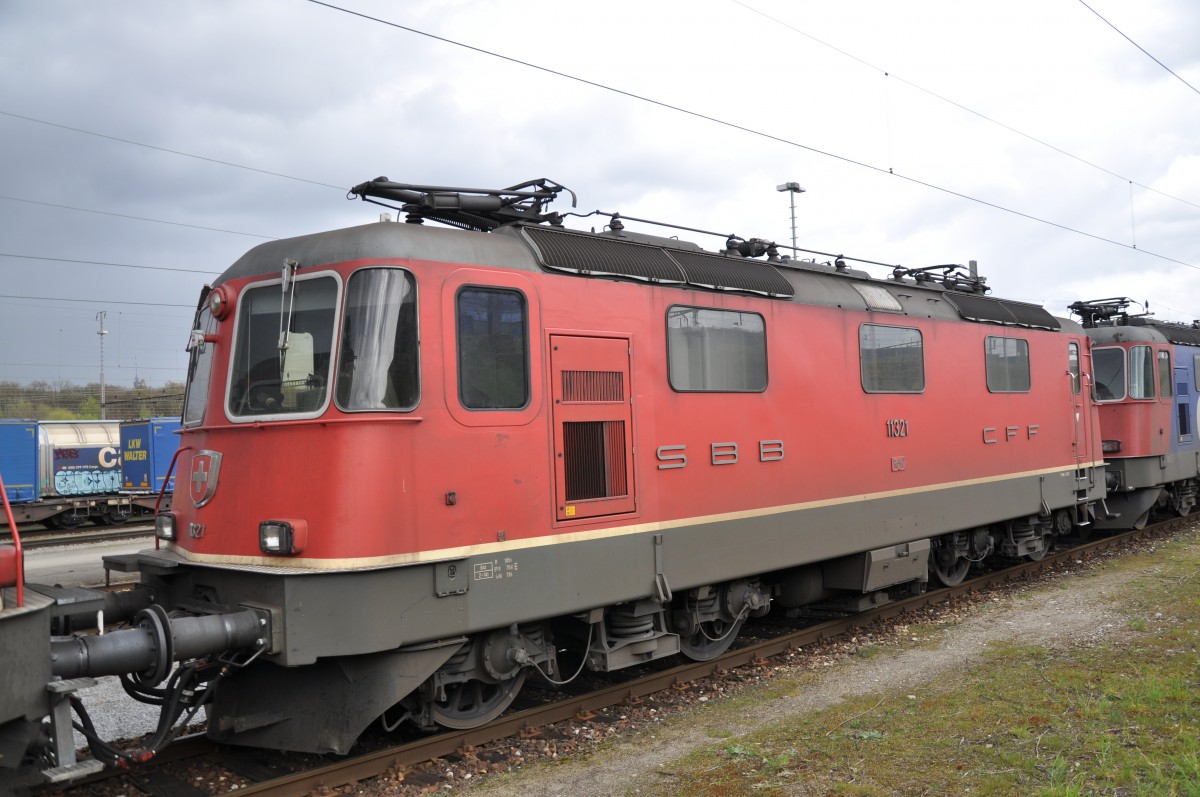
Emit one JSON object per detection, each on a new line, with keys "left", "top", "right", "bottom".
{"left": 429, "top": 672, "right": 527, "bottom": 729}
{"left": 930, "top": 539, "right": 970, "bottom": 587}
{"left": 48, "top": 514, "right": 85, "bottom": 530}
{"left": 677, "top": 616, "right": 745, "bottom": 661}
{"left": 1025, "top": 531, "right": 1054, "bottom": 562}
{"left": 103, "top": 510, "right": 131, "bottom": 525}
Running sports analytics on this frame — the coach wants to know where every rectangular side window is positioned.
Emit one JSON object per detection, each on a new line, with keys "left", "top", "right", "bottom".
{"left": 985, "top": 336, "right": 1030, "bottom": 393}
{"left": 457, "top": 287, "right": 529, "bottom": 410}
{"left": 1129, "top": 345, "right": 1155, "bottom": 399}
{"left": 667, "top": 306, "right": 767, "bottom": 392}
{"left": 1068, "top": 342, "right": 1081, "bottom": 396}
{"left": 183, "top": 306, "right": 216, "bottom": 426}
{"left": 1158, "top": 350, "right": 1173, "bottom": 398}
{"left": 1195, "top": 354, "right": 1200, "bottom": 392}
{"left": 860, "top": 324, "right": 924, "bottom": 393}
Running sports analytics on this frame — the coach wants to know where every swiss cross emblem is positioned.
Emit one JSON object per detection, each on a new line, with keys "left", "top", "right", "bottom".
{"left": 190, "top": 450, "right": 223, "bottom": 508}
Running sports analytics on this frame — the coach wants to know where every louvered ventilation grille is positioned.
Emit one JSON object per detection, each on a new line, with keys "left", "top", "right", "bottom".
{"left": 563, "top": 421, "right": 628, "bottom": 501}
{"left": 561, "top": 370, "right": 624, "bottom": 403}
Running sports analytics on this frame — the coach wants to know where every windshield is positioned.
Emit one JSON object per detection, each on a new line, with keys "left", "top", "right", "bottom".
{"left": 1092, "top": 347, "right": 1126, "bottom": 401}
{"left": 229, "top": 275, "right": 338, "bottom": 418}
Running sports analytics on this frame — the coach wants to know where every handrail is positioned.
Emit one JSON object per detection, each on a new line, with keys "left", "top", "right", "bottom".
{"left": 154, "top": 445, "right": 190, "bottom": 551}
{"left": 0, "top": 471, "right": 25, "bottom": 608}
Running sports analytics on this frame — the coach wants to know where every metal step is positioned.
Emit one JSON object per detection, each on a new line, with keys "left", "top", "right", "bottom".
{"left": 43, "top": 758, "right": 105, "bottom": 783}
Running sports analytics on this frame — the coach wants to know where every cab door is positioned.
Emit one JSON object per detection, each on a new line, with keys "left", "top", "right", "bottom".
{"left": 550, "top": 334, "right": 636, "bottom": 521}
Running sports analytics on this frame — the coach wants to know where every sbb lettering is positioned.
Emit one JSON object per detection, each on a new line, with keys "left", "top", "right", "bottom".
{"left": 656, "top": 440, "right": 785, "bottom": 470}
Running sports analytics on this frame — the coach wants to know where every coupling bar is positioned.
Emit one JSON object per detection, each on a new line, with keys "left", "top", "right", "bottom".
{"left": 50, "top": 606, "right": 267, "bottom": 684}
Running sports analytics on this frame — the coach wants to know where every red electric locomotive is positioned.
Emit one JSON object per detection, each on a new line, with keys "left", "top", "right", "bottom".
{"left": 1, "top": 179, "right": 1108, "bottom": 784}
{"left": 1071, "top": 298, "right": 1200, "bottom": 528}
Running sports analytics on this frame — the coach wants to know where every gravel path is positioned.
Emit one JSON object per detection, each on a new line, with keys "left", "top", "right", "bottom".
{"left": 463, "top": 561, "right": 1138, "bottom": 797}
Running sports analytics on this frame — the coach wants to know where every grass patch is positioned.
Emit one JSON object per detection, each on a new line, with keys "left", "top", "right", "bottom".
{"left": 639, "top": 530, "right": 1200, "bottom": 797}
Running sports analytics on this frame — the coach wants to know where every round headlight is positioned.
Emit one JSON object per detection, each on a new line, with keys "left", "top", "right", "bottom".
{"left": 208, "top": 286, "right": 231, "bottom": 320}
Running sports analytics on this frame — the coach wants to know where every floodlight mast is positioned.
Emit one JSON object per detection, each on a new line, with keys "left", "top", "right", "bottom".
{"left": 776, "top": 182, "right": 805, "bottom": 255}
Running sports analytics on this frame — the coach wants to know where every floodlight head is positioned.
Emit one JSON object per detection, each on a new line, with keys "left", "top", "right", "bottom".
{"left": 776, "top": 182, "right": 805, "bottom": 193}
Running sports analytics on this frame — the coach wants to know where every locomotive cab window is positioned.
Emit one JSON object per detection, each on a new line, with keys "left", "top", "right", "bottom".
{"left": 183, "top": 305, "right": 217, "bottom": 426}
{"left": 1129, "top": 345, "right": 1155, "bottom": 400}
{"left": 1092, "top": 347, "right": 1126, "bottom": 401}
{"left": 1157, "top": 350, "right": 1173, "bottom": 399}
{"left": 457, "top": 287, "right": 530, "bottom": 410}
{"left": 336, "top": 268, "right": 419, "bottom": 411}
{"left": 860, "top": 324, "right": 924, "bottom": 393}
{"left": 667, "top": 306, "right": 767, "bottom": 392}
{"left": 1068, "top": 342, "right": 1081, "bottom": 395}
{"left": 985, "top": 336, "right": 1030, "bottom": 393}
{"left": 229, "top": 274, "right": 338, "bottom": 418}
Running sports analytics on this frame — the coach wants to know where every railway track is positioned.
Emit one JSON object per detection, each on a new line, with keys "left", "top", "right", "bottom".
{"left": 2, "top": 524, "right": 153, "bottom": 551}
{"left": 37, "top": 517, "right": 1190, "bottom": 797}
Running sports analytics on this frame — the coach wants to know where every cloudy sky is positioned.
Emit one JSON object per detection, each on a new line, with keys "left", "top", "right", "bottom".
{"left": 2, "top": 0, "right": 1199, "bottom": 388}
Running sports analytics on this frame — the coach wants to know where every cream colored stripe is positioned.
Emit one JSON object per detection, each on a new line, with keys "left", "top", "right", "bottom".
{"left": 168, "top": 461, "right": 1104, "bottom": 571}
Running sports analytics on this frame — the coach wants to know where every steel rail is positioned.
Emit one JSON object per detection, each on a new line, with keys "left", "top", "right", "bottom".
{"left": 2, "top": 525, "right": 153, "bottom": 551}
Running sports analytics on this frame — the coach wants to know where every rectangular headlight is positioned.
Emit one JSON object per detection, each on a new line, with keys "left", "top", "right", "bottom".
{"left": 155, "top": 513, "right": 176, "bottom": 541}
{"left": 259, "top": 521, "right": 294, "bottom": 554}
{"left": 1102, "top": 439, "right": 1122, "bottom": 454}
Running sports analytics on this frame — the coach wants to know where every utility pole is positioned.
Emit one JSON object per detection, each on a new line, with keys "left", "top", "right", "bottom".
{"left": 96, "top": 311, "right": 108, "bottom": 420}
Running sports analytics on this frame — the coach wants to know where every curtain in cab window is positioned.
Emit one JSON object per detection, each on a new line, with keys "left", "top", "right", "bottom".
{"left": 1129, "top": 345, "right": 1155, "bottom": 399}
{"left": 337, "top": 269, "right": 418, "bottom": 410}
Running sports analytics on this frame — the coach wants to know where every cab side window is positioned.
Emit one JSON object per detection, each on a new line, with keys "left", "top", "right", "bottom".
{"left": 457, "top": 287, "right": 530, "bottom": 410}
{"left": 1158, "top": 350, "right": 1173, "bottom": 398}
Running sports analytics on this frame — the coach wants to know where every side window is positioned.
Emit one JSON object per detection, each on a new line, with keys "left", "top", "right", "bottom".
{"left": 1195, "top": 354, "right": 1200, "bottom": 392}
{"left": 860, "top": 324, "right": 924, "bottom": 393}
{"left": 1093, "top": 347, "right": 1126, "bottom": 401}
{"left": 457, "top": 287, "right": 529, "bottom": 410}
{"left": 1068, "top": 342, "right": 1081, "bottom": 396}
{"left": 985, "top": 336, "right": 1030, "bottom": 393}
{"left": 183, "top": 306, "right": 217, "bottom": 426}
{"left": 667, "top": 306, "right": 767, "bottom": 392}
{"left": 1129, "top": 345, "right": 1155, "bottom": 399}
{"left": 336, "top": 268, "right": 419, "bottom": 411}
{"left": 1157, "top": 350, "right": 1173, "bottom": 399}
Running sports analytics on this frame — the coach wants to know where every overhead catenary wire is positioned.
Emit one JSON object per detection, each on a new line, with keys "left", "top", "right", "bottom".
{"left": 301, "top": 0, "right": 1200, "bottom": 272}
{"left": 0, "top": 194, "right": 279, "bottom": 240}
{"left": 1076, "top": 0, "right": 1200, "bottom": 98}
{"left": 1, "top": 4, "right": 1196, "bottom": 272}
{"left": 0, "top": 253, "right": 222, "bottom": 276}
{"left": 731, "top": 0, "right": 1200, "bottom": 213}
